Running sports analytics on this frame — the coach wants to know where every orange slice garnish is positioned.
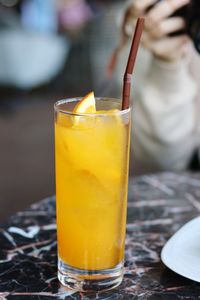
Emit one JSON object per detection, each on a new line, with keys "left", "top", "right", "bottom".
{"left": 72, "top": 92, "right": 122, "bottom": 127}
{"left": 73, "top": 91, "right": 96, "bottom": 114}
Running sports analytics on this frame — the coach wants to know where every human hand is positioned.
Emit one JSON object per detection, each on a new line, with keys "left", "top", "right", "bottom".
{"left": 123, "top": 0, "right": 191, "bottom": 62}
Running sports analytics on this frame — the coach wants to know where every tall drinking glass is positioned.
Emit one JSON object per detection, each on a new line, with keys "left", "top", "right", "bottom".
{"left": 54, "top": 97, "right": 131, "bottom": 292}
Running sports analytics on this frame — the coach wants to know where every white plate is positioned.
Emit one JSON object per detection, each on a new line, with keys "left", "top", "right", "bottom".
{"left": 161, "top": 216, "right": 200, "bottom": 283}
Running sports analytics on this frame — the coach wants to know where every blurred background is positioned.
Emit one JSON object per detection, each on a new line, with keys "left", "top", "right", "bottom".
{"left": 0, "top": 0, "right": 126, "bottom": 221}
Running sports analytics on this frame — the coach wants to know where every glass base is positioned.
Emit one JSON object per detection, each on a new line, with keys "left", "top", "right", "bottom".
{"left": 58, "top": 257, "right": 124, "bottom": 292}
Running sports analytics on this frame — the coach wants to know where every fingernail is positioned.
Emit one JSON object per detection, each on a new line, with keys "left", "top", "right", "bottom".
{"left": 183, "top": 36, "right": 190, "bottom": 43}
{"left": 182, "top": 41, "right": 191, "bottom": 53}
{"left": 179, "top": 0, "right": 190, "bottom": 4}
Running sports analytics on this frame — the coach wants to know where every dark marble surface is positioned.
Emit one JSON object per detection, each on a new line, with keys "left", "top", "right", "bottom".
{"left": 1, "top": 172, "right": 200, "bottom": 299}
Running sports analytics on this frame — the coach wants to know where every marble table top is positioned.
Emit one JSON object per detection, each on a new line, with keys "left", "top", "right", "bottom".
{"left": 0, "top": 172, "right": 200, "bottom": 299}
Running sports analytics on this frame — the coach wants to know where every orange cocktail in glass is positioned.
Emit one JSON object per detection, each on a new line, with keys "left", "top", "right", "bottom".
{"left": 54, "top": 93, "right": 131, "bottom": 292}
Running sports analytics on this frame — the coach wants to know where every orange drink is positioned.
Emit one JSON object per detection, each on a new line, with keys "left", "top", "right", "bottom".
{"left": 54, "top": 95, "right": 131, "bottom": 291}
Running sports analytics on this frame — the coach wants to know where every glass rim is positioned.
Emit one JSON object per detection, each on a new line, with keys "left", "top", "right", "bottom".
{"left": 54, "top": 97, "right": 131, "bottom": 117}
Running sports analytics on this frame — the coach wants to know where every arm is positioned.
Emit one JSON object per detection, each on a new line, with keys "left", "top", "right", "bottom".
{"left": 132, "top": 52, "right": 198, "bottom": 173}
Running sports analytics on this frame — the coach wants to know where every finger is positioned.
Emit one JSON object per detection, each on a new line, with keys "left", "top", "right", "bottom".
{"left": 151, "top": 35, "right": 190, "bottom": 60}
{"left": 130, "top": 0, "right": 157, "bottom": 17}
{"left": 123, "top": 18, "right": 137, "bottom": 38}
{"left": 123, "top": 0, "right": 157, "bottom": 37}
{"left": 147, "top": 0, "right": 190, "bottom": 25}
{"left": 149, "top": 17, "right": 186, "bottom": 39}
